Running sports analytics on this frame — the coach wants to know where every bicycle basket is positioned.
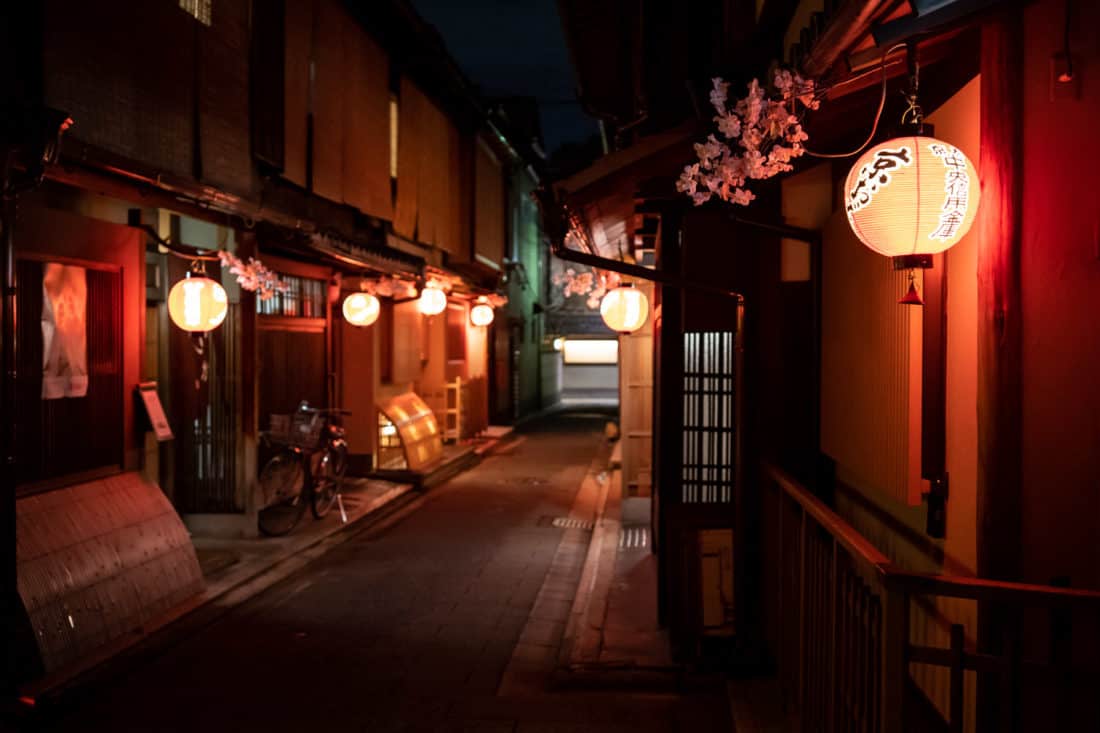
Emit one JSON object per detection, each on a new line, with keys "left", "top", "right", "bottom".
{"left": 268, "top": 414, "right": 291, "bottom": 442}
{"left": 289, "top": 409, "right": 324, "bottom": 450}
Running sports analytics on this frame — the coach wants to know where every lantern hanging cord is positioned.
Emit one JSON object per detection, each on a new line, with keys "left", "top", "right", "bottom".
{"left": 803, "top": 42, "right": 908, "bottom": 159}
{"left": 900, "top": 41, "right": 923, "bottom": 127}
{"left": 133, "top": 223, "right": 221, "bottom": 262}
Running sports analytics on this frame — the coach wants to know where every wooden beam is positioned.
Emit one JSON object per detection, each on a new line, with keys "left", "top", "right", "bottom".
{"left": 976, "top": 8, "right": 1023, "bottom": 590}
{"left": 976, "top": 9, "right": 1023, "bottom": 732}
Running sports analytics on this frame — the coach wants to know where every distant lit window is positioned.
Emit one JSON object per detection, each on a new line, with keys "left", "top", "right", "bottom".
{"left": 179, "top": 0, "right": 212, "bottom": 25}
{"left": 257, "top": 274, "right": 325, "bottom": 318}
{"left": 563, "top": 339, "right": 618, "bottom": 365}
{"left": 389, "top": 95, "right": 399, "bottom": 179}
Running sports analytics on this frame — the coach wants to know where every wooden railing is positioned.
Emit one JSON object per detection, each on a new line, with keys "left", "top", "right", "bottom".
{"left": 761, "top": 464, "right": 1100, "bottom": 733}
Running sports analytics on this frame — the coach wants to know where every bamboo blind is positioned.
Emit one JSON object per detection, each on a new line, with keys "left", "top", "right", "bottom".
{"left": 475, "top": 139, "right": 506, "bottom": 266}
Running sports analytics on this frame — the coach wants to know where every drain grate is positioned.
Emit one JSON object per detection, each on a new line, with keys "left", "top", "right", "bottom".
{"left": 537, "top": 515, "right": 594, "bottom": 530}
{"left": 619, "top": 526, "right": 650, "bottom": 549}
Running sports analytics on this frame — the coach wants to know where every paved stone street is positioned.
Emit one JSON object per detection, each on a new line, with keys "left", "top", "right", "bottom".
{"left": 34, "top": 412, "right": 731, "bottom": 732}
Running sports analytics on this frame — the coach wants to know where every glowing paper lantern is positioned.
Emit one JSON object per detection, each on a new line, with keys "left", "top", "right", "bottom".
{"left": 342, "top": 292, "right": 380, "bottom": 327}
{"left": 168, "top": 275, "right": 228, "bottom": 332}
{"left": 470, "top": 303, "right": 494, "bottom": 327}
{"left": 418, "top": 285, "right": 447, "bottom": 316}
{"left": 600, "top": 286, "right": 648, "bottom": 334}
{"left": 845, "top": 136, "right": 980, "bottom": 260}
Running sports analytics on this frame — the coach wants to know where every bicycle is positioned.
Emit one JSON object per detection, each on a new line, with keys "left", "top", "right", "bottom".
{"left": 257, "top": 401, "right": 351, "bottom": 537}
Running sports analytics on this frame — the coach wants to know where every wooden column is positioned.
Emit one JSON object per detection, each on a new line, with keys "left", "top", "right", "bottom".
{"left": 976, "top": 9, "right": 1024, "bottom": 731}
{"left": 653, "top": 205, "right": 684, "bottom": 630}
{"left": 977, "top": 9, "right": 1024, "bottom": 589}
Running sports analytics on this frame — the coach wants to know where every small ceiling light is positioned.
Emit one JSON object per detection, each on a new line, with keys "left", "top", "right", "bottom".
{"left": 168, "top": 272, "right": 228, "bottom": 332}
{"left": 418, "top": 283, "right": 447, "bottom": 316}
{"left": 600, "top": 285, "right": 648, "bottom": 334}
{"left": 342, "top": 291, "right": 381, "bottom": 327}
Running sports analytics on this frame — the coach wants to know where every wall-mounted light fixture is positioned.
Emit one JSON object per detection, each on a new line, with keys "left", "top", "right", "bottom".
{"left": 168, "top": 270, "right": 228, "bottom": 332}
{"left": 599, "top": 285, "right": 648, "bottom": 334}
{"left": 418, "top": 282, "right": 448, "bottom": 316}
{"left": 469, "top": 298, "right": 494, "bottom": 327}
{"left": 843, "top": 44, "right": 980, "bottom": 305}
{"left": 342, "top": 291, "right": 381, "bottom": 327}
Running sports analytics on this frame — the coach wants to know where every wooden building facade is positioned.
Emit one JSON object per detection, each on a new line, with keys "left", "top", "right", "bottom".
{"left": 552, "top": 0, "right": 1100, "bottom": 729}
{"left": 0, "top": 0, "right": 542, "bottom": 687}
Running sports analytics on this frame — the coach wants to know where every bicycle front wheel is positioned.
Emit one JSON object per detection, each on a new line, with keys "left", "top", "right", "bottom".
{"left": 258, "top": 451, "right": 306, "bottom": 536}
{"left": 311, "top": 443, "right": 347, "bottom": 519}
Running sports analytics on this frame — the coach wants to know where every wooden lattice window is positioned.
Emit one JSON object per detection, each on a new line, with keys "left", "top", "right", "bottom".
{"left": 179, "top": 0, "right": 212, "bottom": 25}
{"left": 257, "top": 273, "right": 325, "bottom": 318}
{"left": 682, "top": 331, "right": 738, "bottom": 504}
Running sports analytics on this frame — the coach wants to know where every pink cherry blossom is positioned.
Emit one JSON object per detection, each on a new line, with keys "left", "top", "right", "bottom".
{"left": 680, "top": 69, "right": 818, "bottom": 208}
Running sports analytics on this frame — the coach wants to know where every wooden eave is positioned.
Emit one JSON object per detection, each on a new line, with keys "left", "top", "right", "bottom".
{"left": 788, "top": 0, "right": 1007, "bottom": 91}
{"left": 551, "top": 128, "right": 694, "bottom": 260}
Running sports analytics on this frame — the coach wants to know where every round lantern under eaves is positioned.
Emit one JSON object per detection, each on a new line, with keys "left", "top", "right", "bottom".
{"left": 342, "top": 292, "right": 381, "bottom": 327}
{"left": 470, "top": 303, "right": 494, "bottom": 327}
{"left": 600, "top": 286, "right": 648, "bottom": 334}
{"left": 844, "top": 136, "right": 980, "bottom": 261}
{"left": 168, "top": 274, "right": 228, "bottom": 332}
{"left": 418, "top": 286, "right": 447, "bottom": 316}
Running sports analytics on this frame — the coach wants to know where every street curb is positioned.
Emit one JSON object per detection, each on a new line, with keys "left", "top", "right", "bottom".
{"left": 554, "top": 465, "right": 617, "bottom": 671}
{"left": 550, "top": 460, "right": 697, "bottom": 692}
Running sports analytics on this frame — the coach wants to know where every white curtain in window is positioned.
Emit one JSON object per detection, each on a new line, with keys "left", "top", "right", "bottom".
{"left": 41, "top": 262, "right": 88, "bottom": 399}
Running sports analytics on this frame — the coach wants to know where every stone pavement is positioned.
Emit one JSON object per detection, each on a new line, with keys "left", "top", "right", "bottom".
{"left": 23, "top": 412, "right": 731, "bottom": 733}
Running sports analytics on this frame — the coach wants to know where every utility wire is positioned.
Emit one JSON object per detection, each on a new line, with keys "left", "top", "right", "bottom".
{"left": 803, "top": 42, "right": 909, "bottom": 159}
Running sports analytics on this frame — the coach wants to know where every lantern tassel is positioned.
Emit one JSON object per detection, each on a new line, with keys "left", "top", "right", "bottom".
{"left": 898, "top": 278, "right": 924, "bottom": 306}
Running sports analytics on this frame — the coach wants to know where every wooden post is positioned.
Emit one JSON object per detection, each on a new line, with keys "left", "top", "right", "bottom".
{"left": 1, "top": 190, "right": 17, "bottom": 692}
{"left": 977, "top": 8, "right": 1024, "bottom": 731}
{"left": 880, "top": 581, "right": 909, "bottom": 733}
{"left": 653, "top": 205, "right": 683, "bottom": 631}
{"left": 949, "top": 624, "right": 965, "bottom": 733}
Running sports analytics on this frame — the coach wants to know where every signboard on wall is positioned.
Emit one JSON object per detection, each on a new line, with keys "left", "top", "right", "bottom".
{"left": 137, "top": 382, "right": 173, "bottom": 441}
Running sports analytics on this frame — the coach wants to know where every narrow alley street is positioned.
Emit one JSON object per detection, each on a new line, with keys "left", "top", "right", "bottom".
{"left": 31, "top": 413, "right": 731, "bottom": 733}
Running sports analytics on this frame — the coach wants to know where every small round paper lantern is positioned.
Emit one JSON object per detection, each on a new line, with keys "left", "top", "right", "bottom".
{"left": 845, "top": 136, "right": 980, "bottom": 259}
{"left": 600, "top": 286, "right": 648, "bottom": 334}
{"left": 418, "top": 285, "right": 447, "bottom": 316}
{"left": 168, "top": 274, "right": 228, "bottom": 332}
{"left": 342, "top": 292, "right": 380, "bottom": 327}
{"left": 470, "top": 303, "right": 494, "bottom": 327}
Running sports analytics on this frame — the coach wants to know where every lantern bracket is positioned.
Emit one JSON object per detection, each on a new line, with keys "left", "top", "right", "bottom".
{"left": 892, "top": 253, "right": 933, "bottom": 270}
{"left": 901, "top": 41, "right": 924, "bottom": 128}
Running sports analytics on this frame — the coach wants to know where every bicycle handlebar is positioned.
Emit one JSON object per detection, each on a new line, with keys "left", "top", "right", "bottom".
{"left": 298, "top": 406, "right": 352, "bottom": 416}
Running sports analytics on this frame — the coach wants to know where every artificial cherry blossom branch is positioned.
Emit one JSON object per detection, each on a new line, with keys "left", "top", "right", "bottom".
{"left": 677, "top": 69, "right": 820, "bottom": 207}
{"left": 217, "top": 251, "right": 289, "bottom": 300}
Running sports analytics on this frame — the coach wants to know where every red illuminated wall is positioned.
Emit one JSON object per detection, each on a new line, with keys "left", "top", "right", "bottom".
{"left": 1019, "top": 0, "right": 1100, "bottom": 589}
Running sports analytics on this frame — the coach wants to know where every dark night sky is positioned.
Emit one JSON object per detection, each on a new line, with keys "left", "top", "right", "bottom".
{"left": 408, "top": 0, "right": 599, "bottom": 154}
